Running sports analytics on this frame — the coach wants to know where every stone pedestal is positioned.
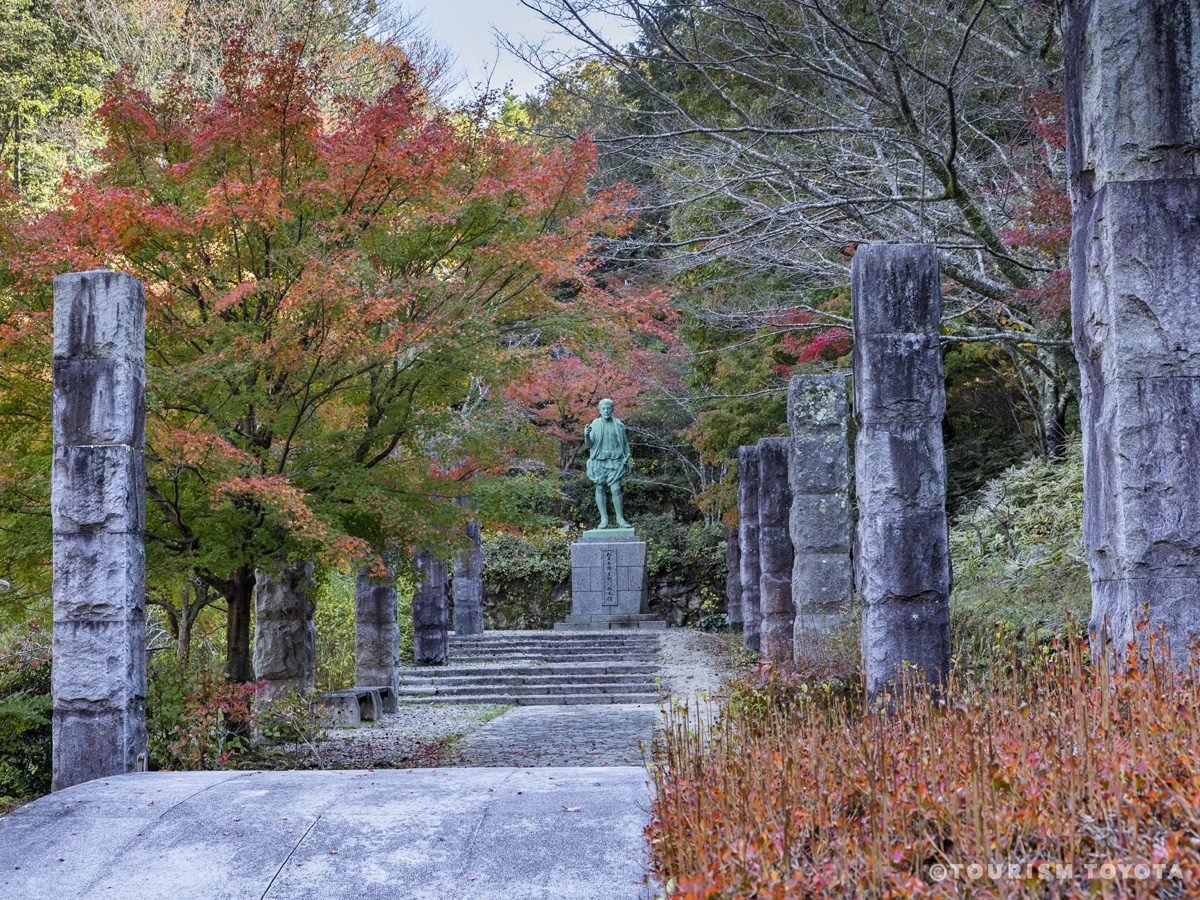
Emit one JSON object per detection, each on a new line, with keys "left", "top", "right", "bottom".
{"left": 557, "top": 529, "right": 663, "bottom": 630}
{"left": 787, "top": 374, "right": 853, "bottom": 656}
{"left": 852, "top": 243, "right": 952, "bottom": 696}
{"left": 354, "top": 568, "right": 399, "bottom": 710}
{"left": 1065, "top": 0, "right": 1200, "bottom": 657}
{"left": 253, "top": 559, "right": 316, "bottom": 695}
{"left": 413, "top": 551, "right": 450, "bottom": 665}
{"left": 51, "top": 270, "right": 149, "bottom": 791}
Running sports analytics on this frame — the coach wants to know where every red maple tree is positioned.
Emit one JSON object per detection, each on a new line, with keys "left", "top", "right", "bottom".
{"left": 0, "top": 38, "right": 631, "bottom": 678}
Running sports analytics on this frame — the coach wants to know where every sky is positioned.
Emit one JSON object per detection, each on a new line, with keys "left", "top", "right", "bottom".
{"left": 413, "top": 0, "right": 634, "bottom": 99}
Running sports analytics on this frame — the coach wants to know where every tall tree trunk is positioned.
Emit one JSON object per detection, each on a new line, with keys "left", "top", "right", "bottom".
{"left": 176, "top": 584, "right": 193, "bottom": 666}
{"left": 224, "top": 566, "right": 256, "bottom": 682}
{"left": 12, "top": 116, "right": 20, "bottom": 194}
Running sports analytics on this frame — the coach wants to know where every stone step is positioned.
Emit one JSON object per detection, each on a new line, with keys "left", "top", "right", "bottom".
{"left": 448, "top": 657, "right": 662, "bottom": 672}
{"left": 396, "top": 682, "right": 659, "bottom": 698}
{"left": 400, "top": 662, "right": 660, "bottom": 678}
{"left": 396, "top": 672, "right": 657, "bottom": 688}
{"left": 398, "top": 692, "right": 661, "bottom": 706}
{"left": 450, "top": 633, "right": 661, "bottom": 642}
{"left": 449, "top": 640, "right": 659, "bottom": 648}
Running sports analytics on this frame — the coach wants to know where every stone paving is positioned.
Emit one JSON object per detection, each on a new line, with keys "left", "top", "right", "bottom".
{"left": 0, "top": 769, "right": 655, "bottom": 900}
{"left": 451, "top": 704, "right": 658, "bottom": 767}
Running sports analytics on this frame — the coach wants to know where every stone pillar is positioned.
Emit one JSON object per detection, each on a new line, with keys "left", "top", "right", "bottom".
{"left": 787, "top": 374, "right": 853, "bottom": 656}
{"left": 757, "top": 437, "right": 794, "bottom": 664}
{"left": 413, "top": 550, "right": 449, "bottom": 665}
{"left": 51, "top": 270, "right": 148, "bottom": 791}
{"left": 737, "top": 445, "right": 762, "bottom": 653}
{"left": 852, "top": 243, "right": 951, "bottom": 695}
{"left": 354, "top": 568, "right": 399, "bottom": 706}
{"left": 253, "top": 560, "right": 316, "bottom": 695}
{"left": 1065, "top": 0, "right": 1200, "bottom": 656}
{"left": 724, "top": 522, "right": 743, "bottom": 629}
{"left": 451, "top": 517, "right": 484, "bottom": 636}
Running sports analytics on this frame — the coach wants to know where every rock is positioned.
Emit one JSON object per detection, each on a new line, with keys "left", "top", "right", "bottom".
{"left": 852, "top": 244, "right": 951, "bottom": 696}
{"left": 787, "top": 374, "right": 853, "bottom": 656}
{"left": 51, "top": 270, "right": 148, "bottom": 792}
{"left": 1065, "top": 0, "right": 1200, "bottom": 656}
{"left": 253, "top": 560, "right": 317, "bottom": 695}
{"left": 737, "top": 445, "right": 762, "bottom": 652}
{"left": 757, "top": 437, "right": 795, "bottom": 664}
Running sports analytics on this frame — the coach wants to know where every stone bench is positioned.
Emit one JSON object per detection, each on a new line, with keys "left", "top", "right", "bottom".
{"left": 313, "top": 686, "right": 394, "bottom": 727}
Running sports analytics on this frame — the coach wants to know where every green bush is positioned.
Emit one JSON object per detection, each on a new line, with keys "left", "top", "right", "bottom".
{"left": 147, "top": 652, "right": 229, "bottom": 769}
{"left": 481, "top": 527, "right": 573, "bottom": 629}
{"left": 637, "top": 514, "right": 726, "bottom": 613}
{"left": 0, "top": 655, "right": 51, "bottom": 800}
{"left": 949, "top": 441, "right": 1090, "bottom": 662}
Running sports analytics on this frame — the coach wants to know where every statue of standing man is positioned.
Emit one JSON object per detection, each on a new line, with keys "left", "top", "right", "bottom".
{"left": 584, "top": 399, "right": 632, "bottom": 529}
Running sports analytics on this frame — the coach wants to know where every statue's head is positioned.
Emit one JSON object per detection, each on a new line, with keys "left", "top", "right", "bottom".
{"left": 599, "top": 398, "right": 615, "bottom": 420}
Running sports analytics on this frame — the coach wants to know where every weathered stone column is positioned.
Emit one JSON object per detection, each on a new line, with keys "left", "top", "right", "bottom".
{"left": 51, "top": 270, "right": 148, "bottom": 791}
{"left": 737, "top": 445, "right": 762, "bottom": 652}
{"left": 724, "top": 522, "right": 743, "bottom": 629}
{"left": 253, "top": 560, "right": 316, "bottom": 695}
{"left": 451, "top": 517, "right": 484, "bottom": 636}
{"left": 1065, "top": 0, "right": 1200, "bottom": 656}
{"left": 852, "top": 244, "right": 951, "bottom": 695}
{"left": 413, "top": 550, "right": 449, "bottom": 665}
{"left": 354, "top": 568, "right": 399, "bottom": 708}
{"left": 757, "top": 437, "right": 795, "bottom": 664}
{"left": 787, "top": 374, "right": 853, "bottom": 656}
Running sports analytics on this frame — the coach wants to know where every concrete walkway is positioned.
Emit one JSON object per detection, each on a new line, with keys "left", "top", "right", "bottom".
{"left": 0, "top": 768, "right": 655, "bottom": 900}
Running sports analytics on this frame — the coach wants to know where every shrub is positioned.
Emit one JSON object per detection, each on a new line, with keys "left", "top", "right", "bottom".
{"left": 481, "top": 527, "right": 574, "bottom": 629}
{"left": 255, "top": 689, "right": 329, "bottom": 767}
{"left": 649, "top": 627, "right": 1200, "bottom": 898}
{"left": 638, "top": 514, "right": 727, "bottom": 623}
{"left": 0, "top": 630, "right": 51, "bottom": 800}
{"left": 163, "top": 674, "right": 262, "bottom": 770}
{"left": 949, "top": 442, "right": 1090, "bottom": 661}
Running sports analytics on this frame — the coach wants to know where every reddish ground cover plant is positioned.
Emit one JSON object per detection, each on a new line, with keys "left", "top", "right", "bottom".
{"left": 649, "top": 627, "right": 1200, "bottom": 898}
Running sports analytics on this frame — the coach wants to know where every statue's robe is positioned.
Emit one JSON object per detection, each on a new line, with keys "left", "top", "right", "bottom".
{"left": 584, "top": 416, "right": 632, "bottom": 487}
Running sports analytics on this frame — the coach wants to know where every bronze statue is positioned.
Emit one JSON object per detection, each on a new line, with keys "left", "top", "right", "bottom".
{"left": 583, "top": 398, "right": 632, "bottom": 529}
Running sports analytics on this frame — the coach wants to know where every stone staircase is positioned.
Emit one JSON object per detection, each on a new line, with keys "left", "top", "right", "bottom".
{"left": 395, "top": 631, "right": 663, "bottom": 706}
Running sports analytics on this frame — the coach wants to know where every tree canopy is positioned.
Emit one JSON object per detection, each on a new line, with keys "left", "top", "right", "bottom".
{"left": 0, "top": 37, "right": 631, "bottom": 675}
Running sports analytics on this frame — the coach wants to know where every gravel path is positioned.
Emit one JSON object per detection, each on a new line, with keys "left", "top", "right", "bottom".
{"left": 313, "top": 703, "right": 508, "bottom": 768}
{"left": 312, "top": 628, "right": 733, "bottom": 768}
{"left": 655, "top": 628, "right": 734, "bottom": 705}
{"left": 450, "top": 704, "right": 657, "bottom": 767}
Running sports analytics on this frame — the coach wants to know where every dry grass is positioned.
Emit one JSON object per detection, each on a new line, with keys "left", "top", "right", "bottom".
{"left": 648, "top": 626, "right": 1200, "bottom": 898}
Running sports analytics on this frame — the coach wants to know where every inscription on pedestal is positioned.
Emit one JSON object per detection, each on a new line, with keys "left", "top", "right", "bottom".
{"left": 602, "top": 549, "right": 618, "bottom": 607}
